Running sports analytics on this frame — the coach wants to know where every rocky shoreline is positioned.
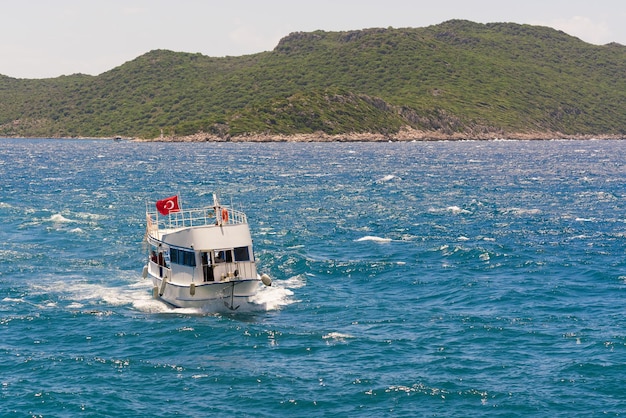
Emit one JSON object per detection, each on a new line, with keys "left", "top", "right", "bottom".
{"left": 146, "top": 127, "right": 624, "bottom": 142}
{"left": 4, "top": 128, "right": 623, "bottom": 142}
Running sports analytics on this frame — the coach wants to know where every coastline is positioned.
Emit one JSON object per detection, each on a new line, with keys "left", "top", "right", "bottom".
{"left": 143, "top": 127, "right": 625, "bottom": 142}
{"left": 3, "top": 128, "right": 624, "bottom": 142}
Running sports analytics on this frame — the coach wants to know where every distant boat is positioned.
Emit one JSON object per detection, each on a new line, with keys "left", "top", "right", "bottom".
{"left": 143, "top": 193, "right": 271, "bottom": 310}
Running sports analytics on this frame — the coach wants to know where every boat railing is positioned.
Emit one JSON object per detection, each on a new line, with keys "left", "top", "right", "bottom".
{"left": 146, "top": 206, "right": 247, "bottom": 232}
{"left": 212, "top": 260, "right": 257, "bottom": 282}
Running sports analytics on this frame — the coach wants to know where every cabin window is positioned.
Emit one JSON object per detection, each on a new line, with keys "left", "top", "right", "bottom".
{"left": 234, "top": 246, "right": 250, "bottom": 261}
{"left": 170, "top": 248, "right": 196, "bottom": 267}
{"left": 184, "top": 251, "right": 196, "bottom": 266}
{"left": 213, "top": 249, "right": 232, "bottom": 263}
{"left": 170, "top": 249, "right": 179, "bottom": 264}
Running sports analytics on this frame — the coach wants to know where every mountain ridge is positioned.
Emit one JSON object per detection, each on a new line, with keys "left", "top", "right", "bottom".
{"left": 1, "top": 20, "right": 624, "bottom": 140}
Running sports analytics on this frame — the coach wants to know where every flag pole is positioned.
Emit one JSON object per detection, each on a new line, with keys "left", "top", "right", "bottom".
{"left": 178, "top": 192, "right": 182, "bottom": 225}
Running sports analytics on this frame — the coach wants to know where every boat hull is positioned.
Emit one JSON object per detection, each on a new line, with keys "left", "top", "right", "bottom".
{"left": 150, "top": 272, "right": 260, "bottom": 309}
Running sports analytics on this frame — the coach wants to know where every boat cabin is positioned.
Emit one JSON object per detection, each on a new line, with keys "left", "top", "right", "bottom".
{"left": 145, "top": 201, "right": 258, "bottom": 286}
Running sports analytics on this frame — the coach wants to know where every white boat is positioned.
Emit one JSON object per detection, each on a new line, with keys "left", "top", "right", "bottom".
{"left": 143, "top": 193, "right": 271, "bottom": 310}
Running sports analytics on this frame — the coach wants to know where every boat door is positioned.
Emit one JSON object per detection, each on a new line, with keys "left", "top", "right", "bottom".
{"left": 201, "top": 252, "right": 214, "bottom": 282}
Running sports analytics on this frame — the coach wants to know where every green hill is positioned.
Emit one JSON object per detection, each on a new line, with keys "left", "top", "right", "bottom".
{"left": 1, "top": 20, "right": 625, "bottom": 140}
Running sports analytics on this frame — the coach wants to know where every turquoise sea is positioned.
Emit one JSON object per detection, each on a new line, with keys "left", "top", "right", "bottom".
{"left": 1, "top": 138, "right": 626, "bottom": 416}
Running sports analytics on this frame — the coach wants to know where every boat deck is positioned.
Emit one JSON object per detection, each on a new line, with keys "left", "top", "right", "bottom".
{"left": 146, "top": 205, "right": 247, "bottom": 237}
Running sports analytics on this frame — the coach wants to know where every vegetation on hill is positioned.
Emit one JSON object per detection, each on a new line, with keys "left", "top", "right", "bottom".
{"left": 0, "top": 20, "right": 624, "bottom": 140}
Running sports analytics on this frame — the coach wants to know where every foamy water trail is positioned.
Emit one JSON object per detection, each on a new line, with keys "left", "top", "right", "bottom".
{"left": 23, "top": 272, "right": 302, "bottom": 315}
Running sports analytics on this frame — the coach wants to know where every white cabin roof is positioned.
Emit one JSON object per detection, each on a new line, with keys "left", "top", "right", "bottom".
{"left": 157, "top": 223, "right": 253, "bottom": 250}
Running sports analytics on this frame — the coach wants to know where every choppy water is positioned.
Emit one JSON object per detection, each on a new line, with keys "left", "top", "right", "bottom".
{"left": 1, "top": 138, "right": 626, "bottom": 416}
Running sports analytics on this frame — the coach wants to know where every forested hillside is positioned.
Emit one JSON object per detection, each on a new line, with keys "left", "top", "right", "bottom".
{"left": 1, "top": 20, "right": 624, "bottom": 140}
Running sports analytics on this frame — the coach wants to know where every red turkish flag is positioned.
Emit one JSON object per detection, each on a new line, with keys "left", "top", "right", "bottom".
{"left": 156, "top": 195, "right": 180, "bottom": 215}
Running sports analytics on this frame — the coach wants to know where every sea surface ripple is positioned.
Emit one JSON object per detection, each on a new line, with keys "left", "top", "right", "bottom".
{"left": 1, "top": 138, "right": 626, "bottom": 416}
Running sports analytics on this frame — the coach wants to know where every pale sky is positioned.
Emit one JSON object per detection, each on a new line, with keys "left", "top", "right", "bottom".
{"left": 1, "top": 0, "right": 624, "bottom": 79}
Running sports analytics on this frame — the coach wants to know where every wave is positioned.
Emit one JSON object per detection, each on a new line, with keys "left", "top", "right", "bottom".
{"left": 49, "top": 213, "right": 74, "bottom": 223}
{"left": 275, "top": 274, "right": 307, "bottom": 289}
{"left": 17, "top": 210, "right": 106, "bottom": 231}
{"left": 501, "top": 207, "right": 541, "bottom": 215}
{"left": 322, "top": 332, "right": 354, "bottom": 342}
{"left": 446, "top": 206, "right": 471, "bottom": 214}
{"left": 356, "top": 235, "right": 392, "bottom": 243}
{"left": 74, "top": 211, "right": 108, "bottom": 221}
{"left": 376, "top": 174, "right": 397, "bottom": 183}
{"left": 249, "top": 282, "right": 297, "bottom": 311}
{"left": 428, "top": 206, "right": 472, "bottom": 215}
{"left": 48, "top": 211, "right": 106, "bottom": 223}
